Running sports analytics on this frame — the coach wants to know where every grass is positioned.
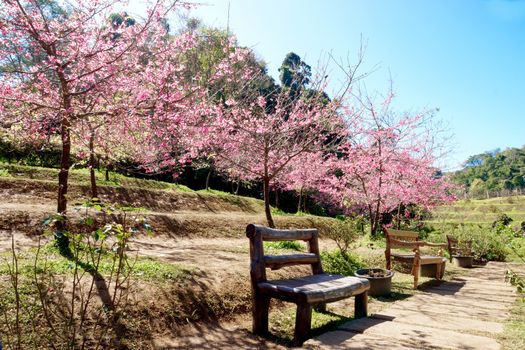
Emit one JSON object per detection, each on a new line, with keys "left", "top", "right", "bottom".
{"left": 500, "top": 298, "right": 525, "bottom": 350}
{"left": 0, "top": 162, "right": 191, "bottom": 192}
{"left": 264, "top": 240, "right": 304, "bottom": 252}
{"left": 0, "top": 242, "right": 193, "bottom": 282}
{"left": 431, "top": 195, "right": 525, "bottom": 224}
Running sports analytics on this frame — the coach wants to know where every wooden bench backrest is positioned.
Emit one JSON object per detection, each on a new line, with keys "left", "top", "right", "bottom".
{"left": 446, "top": 235, "right": 472, "bottom": 256}
{"left": 246, "top": 224, "right": 323, "bottom": 284}
{"left": 385, "top": 229, "right": 420, "bottom": 246}
{"left": 384, "top": 227, "right": 421, "bottom": 270}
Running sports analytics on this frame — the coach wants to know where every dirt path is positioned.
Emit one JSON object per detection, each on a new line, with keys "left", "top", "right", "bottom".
{"left": 305, "top": 262, "right": 516, "bottom": 350}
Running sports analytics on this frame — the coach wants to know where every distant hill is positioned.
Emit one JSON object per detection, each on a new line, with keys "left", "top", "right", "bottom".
{"left": 430, "top": 195, "right": 525, "bottom": 225}
{"left": 451, "top": 147, "right": 525, "bottom": 199}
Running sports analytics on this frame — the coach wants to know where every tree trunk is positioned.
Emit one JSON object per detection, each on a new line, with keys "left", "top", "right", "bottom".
{"left": 56, "top": 114, "right": 71, "bottom": 253}
{"left": 275, "top": 188, "right": 279, "bottom": 210}
{"left": 205, "top": 166, "right": 213, "bottom": 191}
{"left": 397, "top": 203, "right": 402, "bottom": 230}
{"left": 57, "top": 124, "right": 70, "bottom": 214}
{"left": 89, "top": 130, "right": 98, "bottom": 198}
{"left": 263, "top": 176, "right": 275, "bottom": 228}
{"left": 297, "top": 188, "right": 303, "bottom": 213}
{"left": 234, "top": 179, "right": 240, "bottom": 195}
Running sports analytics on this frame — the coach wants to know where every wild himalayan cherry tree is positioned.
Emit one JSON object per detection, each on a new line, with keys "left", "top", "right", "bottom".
{"left": 209, "top": 88, "right": 345, "bottom": 227}
{"left": 0, "top": 0, "right": 201, "bottom": 228}
{"left": 276, "top": 151, "right": 331, "bottom": 213}
{"left": 325, "top": 93, "right": 454, "bottom": 235}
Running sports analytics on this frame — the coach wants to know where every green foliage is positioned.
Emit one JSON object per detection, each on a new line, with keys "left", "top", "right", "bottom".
{"left": 506, "top": 270, "right": 525, "bottom": 295}
{"left": 452, "top": 147, "right": 525, "bottom": 198}
{"left": 436, "top": 222, "right": 512, "bottom": 261}
{"left": 279, "top": 52, "right": 311, "bottom": 99}
{"left": 264, "top": 240, "right": 303, "bottom": 252}
{"left": 318, "top": 216, "right": 365, "bottom": 255}
{"left": 493, "top": 213, "right": 513, "bottom": 227}
{"left": 320, "top": 250, "right": 363, "bottom": 276}
{"left": 0, "top": 162, "right": 190, "bottom": 192}
{"left": 0, "top": 136, "right": 62, "bottom": 168}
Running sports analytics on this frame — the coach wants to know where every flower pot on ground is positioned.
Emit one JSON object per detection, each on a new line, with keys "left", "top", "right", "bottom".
{"left": 354, "top": 268, "right": 394, "bottom": 297}
{"left": 451, "top": 255, "right": 473, "bottom": 268}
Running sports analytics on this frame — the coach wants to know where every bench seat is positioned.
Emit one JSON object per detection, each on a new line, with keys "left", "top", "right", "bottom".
{"left": 392, "top": 253, "right": 446, "bottom": 265}
{"left": 258, "top": 274, "right": 370, "bottom": 304}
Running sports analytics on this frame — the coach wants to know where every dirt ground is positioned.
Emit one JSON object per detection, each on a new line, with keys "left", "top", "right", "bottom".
{"left": 0, "top": 180, "right": 343, "bottom": 348}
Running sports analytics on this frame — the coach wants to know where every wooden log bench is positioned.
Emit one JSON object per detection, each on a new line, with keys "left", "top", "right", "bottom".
{"left": 447, "top": 235, "right": 474, "bottom": 267}
{"left": 246, "top": 224, "right": 370, "bottom": 346}
{"left": 384, "top": 227, "right": 447, "bottom": 289}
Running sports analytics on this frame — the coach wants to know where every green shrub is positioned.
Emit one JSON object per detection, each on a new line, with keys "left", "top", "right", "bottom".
{"left": 264, "top": 240, "right": 303, "bottom": 251}
{"left": 445, "top": 223, "right": 511, "bottom": 262}
{"left": 320, "top": 250, "right": 363, "bottom": 276}
{"left": 317, "top": 216, "right": 365, "bottom": 255}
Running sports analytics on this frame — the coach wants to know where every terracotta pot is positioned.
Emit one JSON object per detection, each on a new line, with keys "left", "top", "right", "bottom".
{"left": 452, "top": 255, "right": 473, "bottom": 268}
{"left": 355, "top": 268, "right": 394, "bottom": 297}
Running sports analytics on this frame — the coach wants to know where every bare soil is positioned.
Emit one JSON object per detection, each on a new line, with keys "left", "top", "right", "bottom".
{"left": 0, "top": 177, "right": 338, "bottom": 348}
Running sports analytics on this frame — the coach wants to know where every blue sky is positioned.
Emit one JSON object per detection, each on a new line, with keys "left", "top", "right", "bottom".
{"left": 132, "top": 0, "right": 525, "bottom": 171}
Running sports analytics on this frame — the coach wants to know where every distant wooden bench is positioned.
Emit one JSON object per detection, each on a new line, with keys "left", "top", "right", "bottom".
{"left": 384, "top": 227, "right": 447, "bottom": 289}
{"left": 447, "top": 235, "right": 474, "bottom": 267}
{"left": 246, "top": 224, "right": 370, "bottom": 346}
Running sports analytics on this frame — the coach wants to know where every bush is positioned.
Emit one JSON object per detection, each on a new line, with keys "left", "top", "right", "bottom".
{"left": 264, "top": 240, "right": 303, "bottom": 251}
{"left": 317, "top": 216, "right": 365, "bottom": 255}
{"left": 321, "top": 250, "right": 363, "bottom": 276}
{"left": 445, "top": 223, "right": 511, "bottom": 262}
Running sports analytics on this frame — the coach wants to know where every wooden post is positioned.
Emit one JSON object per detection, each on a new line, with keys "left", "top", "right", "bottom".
{"left": 253, "top": 294, "right": 270, "bottom": 336}
{"left": 355, "top": 291, "right": 368, "bottom": 318}
{"left": 412, "top": 246, "right": 421, "bottom": 289}
{"left": 246, "top": 224, "right": 269, "bottom": 335}
{"left": 384, "top": 228, "right": 392, "bottom": 270}
{"left": 308, "top": 230, "right": 323, "bottom": 275}
{"left": 293, "top": 302, "right": 312, "bottom": 346}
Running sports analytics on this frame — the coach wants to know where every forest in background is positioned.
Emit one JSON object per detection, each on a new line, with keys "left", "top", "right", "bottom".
{"left": 452, "top": 147, "right": 525, "bottom": 199}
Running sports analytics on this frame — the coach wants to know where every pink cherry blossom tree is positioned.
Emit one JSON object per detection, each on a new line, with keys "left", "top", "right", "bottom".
{"left": 326, "top": 91, "right": 454, "bottom": 235}
{"left": 276, "top": 151, "right": 330, "bottom": 213}
{"left": 0, "top": 0, "right": 196, "bottom": 228}
{"left": 208, "top": 84, "right": 346, "bottom": 227}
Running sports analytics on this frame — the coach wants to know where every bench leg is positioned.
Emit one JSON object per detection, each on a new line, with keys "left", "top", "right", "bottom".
{"left": 293, "top": 302, "right": 312, "bottom": 346}
{"left": 252, "top": 294, "right": 270, "bottom": 336}
{"left": 412, "top": 264, "right": 420, "bottom": 289}
{"left": 435, "top": 262, "right": 442, "bottom": 280}
{"left": 314, "top": 303, "right": 326, "bottom": 312}
{"left": 354, "top": 291, "right": 368, "bottom": 318}
{"left": 439, "top": 261, "right": 446, "bottom": 279}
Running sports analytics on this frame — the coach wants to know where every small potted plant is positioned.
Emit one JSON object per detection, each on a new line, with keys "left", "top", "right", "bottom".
{"left": 354, "top": 268, "right": 394, "bottom": 297}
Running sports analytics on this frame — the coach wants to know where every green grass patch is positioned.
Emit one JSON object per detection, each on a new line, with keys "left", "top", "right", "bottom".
{"left": 268, "top": 305, "right": 352, "bottom": 344}
{"left": 264, "top": 241, "right": 304, "bottom": 252}
{"left": 0, "top": 243, "right": 192, "bottom": 282}
{"left": 0, "top": 162, "right": 191, "bottom": 192}
{"left": 320, "top": 250, "right": 363, "bottom": 276}
{"left": 431, "top": 195, "right": 525, "bottom": 224}
{"left": 500, "top": 298, "right": 525, "bottom": 350}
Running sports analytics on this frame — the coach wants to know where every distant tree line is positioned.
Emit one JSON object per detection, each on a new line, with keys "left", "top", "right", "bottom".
{"left": 452, "top": 147, "right": 525, "bottom": 198}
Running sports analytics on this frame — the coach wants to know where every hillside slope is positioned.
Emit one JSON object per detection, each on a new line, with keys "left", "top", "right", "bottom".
{"left": 431, "top": 195, "right": 525, "bottom": 225}
{"left": 0, "top": 164, "right": 334, "bottom": 237}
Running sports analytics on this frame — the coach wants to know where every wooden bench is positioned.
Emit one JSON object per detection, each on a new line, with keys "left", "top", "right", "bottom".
{"left": 447, "top": 235, "right": 474, "bottom": 267}
{"left": 384, "top": 227, "right": 447, "bottom": 289}
{"left": 246, "top": 224, "right": 370, "bottom": 346}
